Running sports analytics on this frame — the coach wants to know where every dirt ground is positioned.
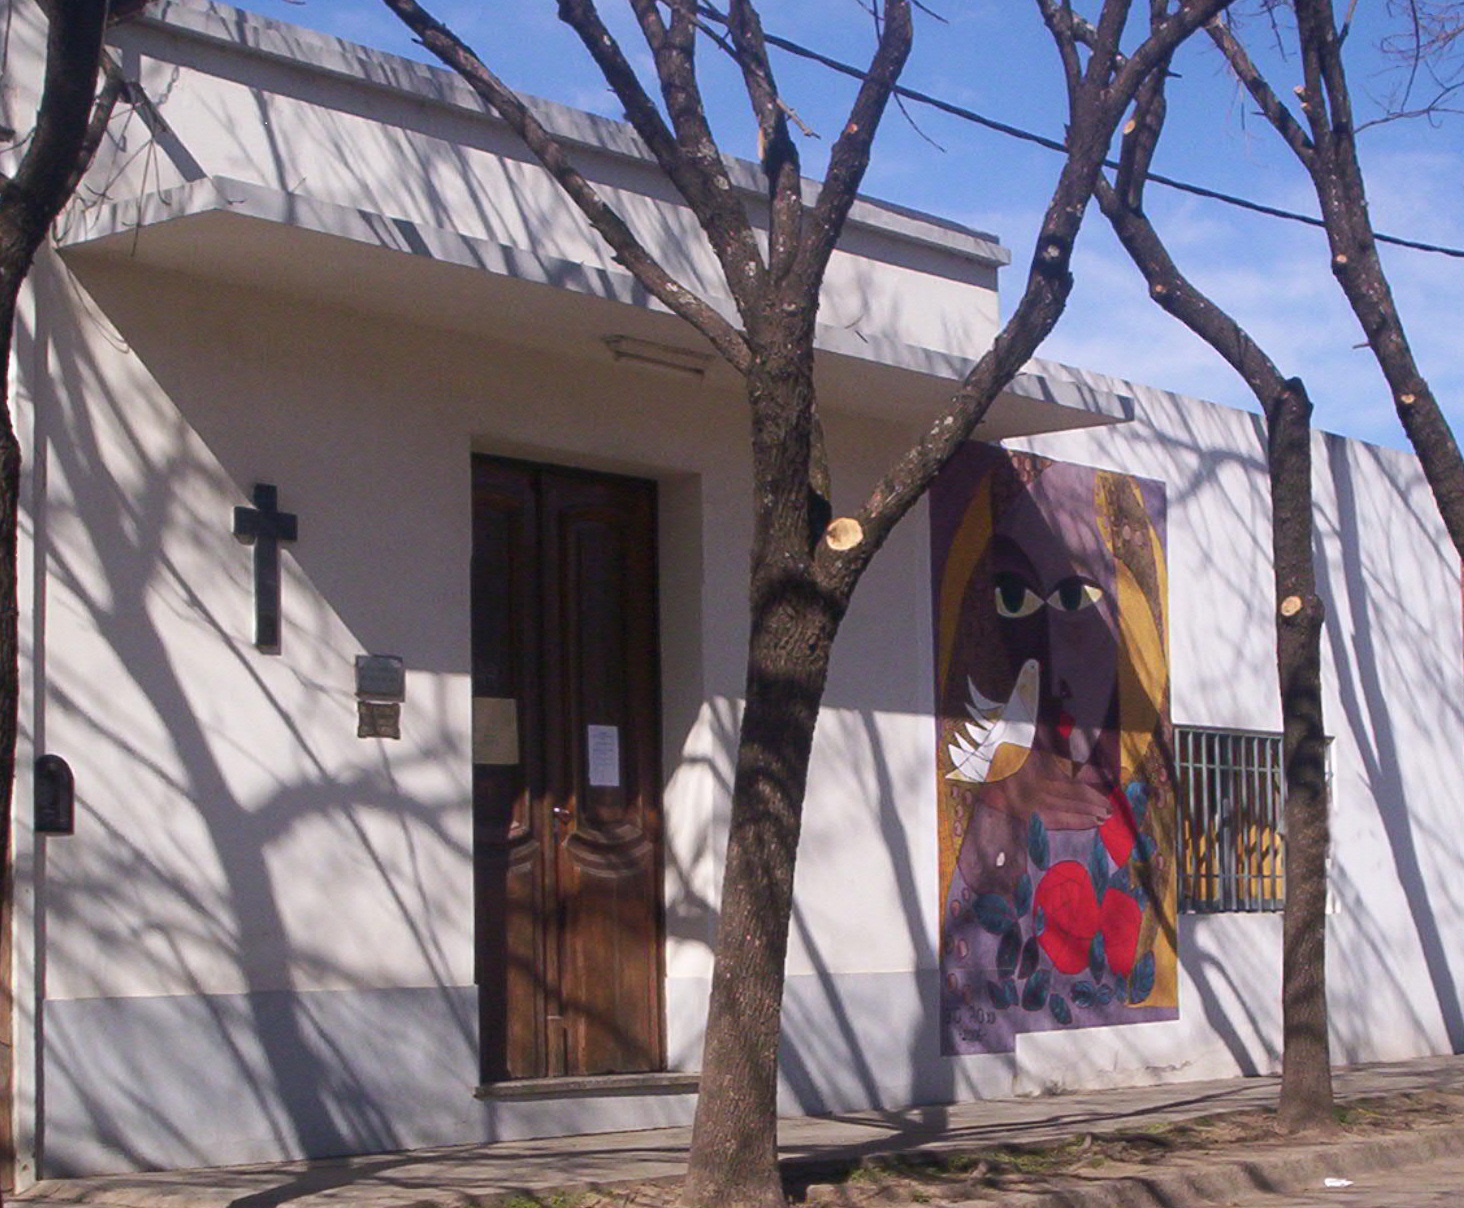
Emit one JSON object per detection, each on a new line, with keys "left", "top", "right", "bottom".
{"left": 563, "top": 1089, "right": 1464, "bottom": 1208}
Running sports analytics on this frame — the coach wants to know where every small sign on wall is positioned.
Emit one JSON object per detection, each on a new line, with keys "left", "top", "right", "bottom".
{"left": 586, "top": 724, "right": 621, "bottom": 788}
{"left": 355, "top": 655, "right": 406, "bottom": 701}
{"left": 357, "top": 700, "right": 401, "bottom": 740}
{"left": 355, "top": 654, "right": 404, "bottom": 740}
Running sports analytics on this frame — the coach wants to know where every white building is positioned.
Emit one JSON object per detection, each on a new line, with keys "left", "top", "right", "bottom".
{"left": 3, "top": 0, "right": 1460, "bottom": 1188}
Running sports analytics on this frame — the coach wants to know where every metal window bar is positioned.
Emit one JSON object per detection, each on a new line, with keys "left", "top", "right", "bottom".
{"left": 1176, "top": 726, "right": 1288, "bottom": 913}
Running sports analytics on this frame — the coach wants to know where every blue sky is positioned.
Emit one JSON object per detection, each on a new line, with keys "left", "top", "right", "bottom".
{"left": 246, "top": 1, "right": 1464, "bottom": 452}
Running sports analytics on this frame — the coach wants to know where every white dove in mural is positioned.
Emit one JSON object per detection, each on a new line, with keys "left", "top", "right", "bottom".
{"left": 947, "top": 657, "right": 1040, "bottom": 785}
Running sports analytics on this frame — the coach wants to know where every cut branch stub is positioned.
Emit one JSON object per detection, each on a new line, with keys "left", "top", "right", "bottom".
{"left": 824, "top": 516, "right": 863, "bottom": 551}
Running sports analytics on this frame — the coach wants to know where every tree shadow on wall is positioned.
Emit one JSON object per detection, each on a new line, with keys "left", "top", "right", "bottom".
{"left": 23, "top": 268, "right": 478, "bottom": 1176}
{"left": 1322, "top": 435, "right": 1464, "bottom": 1055}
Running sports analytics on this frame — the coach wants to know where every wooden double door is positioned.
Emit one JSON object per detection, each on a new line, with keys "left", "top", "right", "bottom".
{"left": 471, "top": 456, "right": 665, "bottom": 1082}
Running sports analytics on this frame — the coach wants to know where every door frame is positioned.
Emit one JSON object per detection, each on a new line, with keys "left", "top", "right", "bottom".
{"left": 470, "top": 453, "right": 668, "bottom": 1083}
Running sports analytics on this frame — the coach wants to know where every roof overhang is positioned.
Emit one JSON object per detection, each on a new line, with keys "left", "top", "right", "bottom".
{"left": 57, "top": 175, "right": 1133, "bottom": 438}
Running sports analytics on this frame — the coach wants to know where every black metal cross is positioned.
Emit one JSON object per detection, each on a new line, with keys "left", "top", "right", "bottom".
{"left": 233, "top": 483, "right": 298, "bottom": 654}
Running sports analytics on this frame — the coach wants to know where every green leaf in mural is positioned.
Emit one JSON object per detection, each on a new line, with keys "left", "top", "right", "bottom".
{"left": 1033, "top": 906, "right": 1046, "bottom": 936}
{"left": 986, "top": 980, "right": 1007, "bottom": 1010}
{"left": 997, "top": 925, "right": 1022, "bottom": 978}
{"left": 1000, "top": 978, "right": 1019, "bottom": 1008}
{"left": 1096, "top": 982, "right": 1114, "bottom": 1005}
{"left": 1113, "top": 975, "right": 1128, "bottom": 1005}
{"left": 1088, "top": 932, "right": 1106, "bottom": 981}
{"left": 1021, "top": 967, "right": 1051, "bottom": 1012}
{"left": 1073, "top": 980, "right": 1096, "bottom": 1008}
{"left": 1015, "top": 872, "right": 1034, "bottom": 916}
{"left": 1018, "top": 935, "right": 1040, "bottom": 981}
{"left": 1049, "top": 993, "right": 1073, "bottom": 1025}
{"left": 1088, "top": 831, "right": 1109, "bottom": 897}
{"left": 1028, "top": 814, "right": 1050, "bottom": 869}
{"left": 974, "top": 893, "right": 1018, "bottom": 935}
{"left": 1129, "top": 951, "right": 1156, "bottom": 1004}
{"left": 1126, "top": 780, "right": 1149, "bottom": 826}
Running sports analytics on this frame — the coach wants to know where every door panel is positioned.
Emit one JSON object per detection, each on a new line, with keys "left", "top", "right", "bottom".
{"left": 472, "top": 456, "right": 664, "bottom": 1081}
{"left": 471, "top": 461, "right": 547, "bottom": 1080}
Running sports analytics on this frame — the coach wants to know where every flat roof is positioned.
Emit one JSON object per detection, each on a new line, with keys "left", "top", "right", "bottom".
{"left": 118, "top": 0, "right": 1010, "bottom": 268}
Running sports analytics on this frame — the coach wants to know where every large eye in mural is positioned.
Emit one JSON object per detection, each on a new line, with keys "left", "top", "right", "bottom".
{"left": 994, "top": 572, "right": 1043, "bottom": 619}
{"left": 1047, "top": 577, "right": 1104, "bottom": 613}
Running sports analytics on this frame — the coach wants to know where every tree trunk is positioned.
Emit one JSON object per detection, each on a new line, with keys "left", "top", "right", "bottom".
{"left": 683, "top": 348, "right": 842, "bottom": 1208}
{"left": 682, "top": 605, "right": 836, "bottom": 1208}
{"left": 1268, "top": 385, "right": 1334, "bottom": 1132}
{"left": 1094, "top": 110, "right": 1336, "bottom": 1125}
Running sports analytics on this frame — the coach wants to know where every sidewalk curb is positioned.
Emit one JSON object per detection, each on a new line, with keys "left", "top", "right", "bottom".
{"left": 13, "top": 1056, "right": 1463, "bottom": 1208}
{"left": 994, "top": 1122, "right": 1464, "bottom": 1207}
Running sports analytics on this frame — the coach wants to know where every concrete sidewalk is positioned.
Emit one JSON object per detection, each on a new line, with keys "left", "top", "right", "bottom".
{"left": 17, "top": 1054, "right": 1464, "bottom": 1208}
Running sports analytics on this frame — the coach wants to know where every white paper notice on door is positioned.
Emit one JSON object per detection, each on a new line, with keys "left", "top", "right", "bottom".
{"left": 586, "top": 724, "right": 621, "bottom": 788}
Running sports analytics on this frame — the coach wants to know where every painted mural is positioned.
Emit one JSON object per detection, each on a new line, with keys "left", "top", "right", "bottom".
{"left": 931, "top": 446, "right": 1178, "bottom": 1055}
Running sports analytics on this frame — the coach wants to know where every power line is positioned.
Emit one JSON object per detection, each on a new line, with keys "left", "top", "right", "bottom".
{"left": 748, "top": 21, "right": 1464, "bottom": 261}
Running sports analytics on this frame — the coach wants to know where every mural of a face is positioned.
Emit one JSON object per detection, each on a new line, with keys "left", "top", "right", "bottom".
{"left": 931, "top": 447, "right": 1178, "bottom": 1057}
{"left": 991, "top": 463, "right": 1118, "bottom": 770}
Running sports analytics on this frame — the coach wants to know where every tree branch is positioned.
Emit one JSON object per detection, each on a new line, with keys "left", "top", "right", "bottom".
{"left": 795, "top": 0, "right": 913, "bottom": 295}
{"left": 1107, "top": 0, "right": 1238, "bottom": 110}
{"left": 1035, "top": 0, "right": 1088, "bottom": 93}
{"left": 1099, "top": 169, "right": 1291, "bottom": 411}
{"left": 63, "top": 53, "right": 127, "bottom": 201}
{"left": 816, "top": 0, "right": 1236, "bottom": 597}
{"left": 0, "top": 0, "right": 112, "bottom": 274}
{"left": 1207, "top": 18, "right": 1315, "bottom": 161}
{"left": 596, "top": 0, "right": 767, "bottom": 314}
{"left": 380, "top": 0, "right": 752, "bottom": 373}
{"left": 1113, "top": 1, "right": 1173, "bottom": 208}
{"left": 721, "top": 1, "right": 804, "bottom": 289}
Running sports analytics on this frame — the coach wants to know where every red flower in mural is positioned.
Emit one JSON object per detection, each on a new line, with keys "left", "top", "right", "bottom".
{"left": 1033, "top": 861, "right": 1100, "bottom": 974}
{"left": 1100, "top": 784, "right": 1139, "bottom": 866}
{"left": 1099, "top": 886, "right": 1142, "bottom": 977}
{"left": 1035, "top": 860, "right": 1146, "bottom": 979}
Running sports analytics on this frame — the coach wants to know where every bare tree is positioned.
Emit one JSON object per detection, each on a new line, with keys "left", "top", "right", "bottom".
{"left": 1208, "top": 2, "right": 1464, "bottom": 565}
{"left": 1043, "top": 1, "right": 1335, "bottom": 1130}
{"left": 377, "top": 2, "right": 1231, "bottom": 1204}
{"left": 1381, "top": 0, "right": 1464, "bottom": 118}
{"left": 0, "top": 1, "right": 126, "bottom": 1189}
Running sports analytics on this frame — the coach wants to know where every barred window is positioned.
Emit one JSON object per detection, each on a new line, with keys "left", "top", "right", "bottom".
{"left": 1175, "top": 727, "right": 1286, "bottom": 913}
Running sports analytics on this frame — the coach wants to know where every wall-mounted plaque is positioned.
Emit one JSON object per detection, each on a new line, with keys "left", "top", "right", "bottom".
{"left": 357, "top": 700, "right": 401, "bottom": 740}
{"left": 356, "top": 654, "right": 406, "bottom": 702}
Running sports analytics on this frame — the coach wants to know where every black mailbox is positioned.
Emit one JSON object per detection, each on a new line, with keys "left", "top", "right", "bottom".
{"left": 35, "top": 754, "right": 75, "bottom": 835}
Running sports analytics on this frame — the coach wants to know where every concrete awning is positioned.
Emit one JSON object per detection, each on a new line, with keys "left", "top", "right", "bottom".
{"left": 58, "top": 174, "right": 1132, "bottom": 440}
